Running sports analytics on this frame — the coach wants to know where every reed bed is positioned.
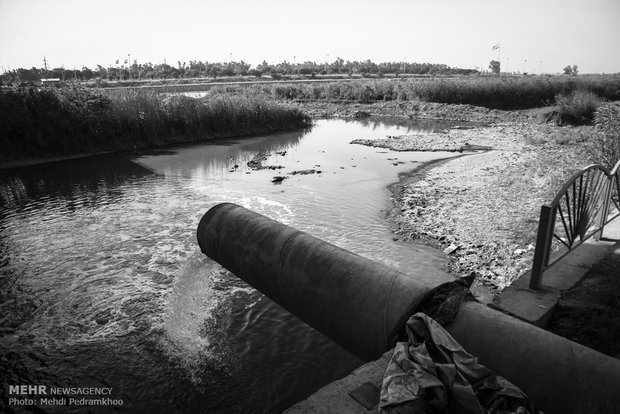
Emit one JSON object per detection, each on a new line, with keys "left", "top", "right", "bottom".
{"left": 0, "top": 87, "right": 311, "bottom": 160}
{"left": 589, "top": 102, "right": 620, "bottom": 169}
{"left": 236, "top": 75, "right": 620, "bottom": 110}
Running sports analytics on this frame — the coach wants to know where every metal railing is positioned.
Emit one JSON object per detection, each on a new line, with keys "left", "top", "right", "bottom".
{"left": 530, "top": 159, "right": 620, "bottom": 289}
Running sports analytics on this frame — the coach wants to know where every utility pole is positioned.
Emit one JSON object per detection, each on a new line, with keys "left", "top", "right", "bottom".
{"left": 43, "top": 56, "right": 48, "bottom": 71}
{"left": 128, "top": 53, "right": 131, "bottom": 80}
{"left": 491, "top": 43, "right": 501, "bottom": 74}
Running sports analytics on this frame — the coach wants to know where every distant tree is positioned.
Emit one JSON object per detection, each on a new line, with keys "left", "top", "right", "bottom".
{"left": 49, "top": 67, "right": 66, "bottom": 81}
{"left": 220, "top": 63, "right": 234, "bottom": 77}
{"left": 96, "top": 65, "right": 108, "bottom": 79}
{"left": 16, "top": 67, "right": 40, "bottom": 82}
{"left": 185, "top": 68, "right": 200, "bottom": 78}
{"left": 563, "top": 65, "right": 578, "bottom": 76}
{"left": 256, "top": 60, "right": 273, "bottom": 76}
{"left": 81, "top": 67, "right": 94, "bottom": 80}
{"left": 330, "top": 58, "right": 345, "bottom": 74}
{"left": 0, "top": 58, "right": 483, "bottom": 84}
{"left": 209, "top": 65, "right": 220, "bottom": 78}
{"left": 233, "top": 61, "right": 250, "bottom": 76}
{"left": 489, "top": 60, "right": 501, "bottom": 75}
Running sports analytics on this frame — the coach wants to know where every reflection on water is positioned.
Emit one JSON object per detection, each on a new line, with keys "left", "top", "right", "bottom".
{"left": 0, "top": 155, "right": 155, "bottom": 210}
{"left": 0, "top": 118, "right": 457, "bottom": 413}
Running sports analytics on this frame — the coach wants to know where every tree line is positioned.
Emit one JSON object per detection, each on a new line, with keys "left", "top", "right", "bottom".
{"left": 0, "top": 59, "right": 479, "bottom": 84}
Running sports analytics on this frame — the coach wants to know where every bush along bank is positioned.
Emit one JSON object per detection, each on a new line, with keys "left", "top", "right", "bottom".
{"left": 0, "top": 87, "right": 312, "bottom": 162}
{"left": 234, "top": 74, "right": 620, "bottom": 110}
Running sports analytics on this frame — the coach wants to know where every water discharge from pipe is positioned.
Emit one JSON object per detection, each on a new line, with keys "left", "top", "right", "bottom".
{"left": 198, "top": 202, "right": 620, "bottom": 414}
{"left": 197, "top": 202, "right": 433, "bottom": 361}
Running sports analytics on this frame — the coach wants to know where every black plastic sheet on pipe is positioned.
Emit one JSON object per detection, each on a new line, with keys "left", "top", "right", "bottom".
{"left": 379, "top": 277, "right": 535, "bottom": 414}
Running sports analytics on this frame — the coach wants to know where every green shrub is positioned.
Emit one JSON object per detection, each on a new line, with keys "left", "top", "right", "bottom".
{"left": 553, "top": 89, "right": 601, "bottom": 125}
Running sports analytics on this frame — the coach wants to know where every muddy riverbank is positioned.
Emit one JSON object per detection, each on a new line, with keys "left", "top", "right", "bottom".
{"left": 286, "top": 99, "right": 553, "bottom": 123}
{"left": 316, "top": 100, "right": 594, "bottom": 293}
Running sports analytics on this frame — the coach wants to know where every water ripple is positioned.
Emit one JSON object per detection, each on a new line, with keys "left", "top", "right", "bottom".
{"left": 0, "top": 118, "right": 457, "bottom": 412}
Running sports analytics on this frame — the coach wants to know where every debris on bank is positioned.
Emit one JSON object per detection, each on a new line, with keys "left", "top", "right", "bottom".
{"left": 289, "top": 169, "right": 321, "bottom": 175}
{"left": 247, "top": 153, "right": 285, "bottom": 170}
{"left": 385, "top": 122, "right": 593, "bottom": 293}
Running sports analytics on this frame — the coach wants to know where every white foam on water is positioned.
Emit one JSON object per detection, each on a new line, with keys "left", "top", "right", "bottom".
{"left": 159, "top": 253, "right": 255, "bottom": 383}
{"left": 237, "top": 196, "right": 294, "bottom": 224}
{"left": 160, "top": 255, "right": 216, "bottom": 380}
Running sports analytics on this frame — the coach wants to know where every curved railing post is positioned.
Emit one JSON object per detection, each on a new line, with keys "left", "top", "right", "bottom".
{"left": 601, "top": 159, "right": 620, "bottom": 239}
{"left": 529, "top": 160, "right": 620, "bottom": 290}
{"left": 530, "top": 205, "right": 555, "bottom": 290}
{"left": 597, "top": 177, "right": 613, "bottom": 240}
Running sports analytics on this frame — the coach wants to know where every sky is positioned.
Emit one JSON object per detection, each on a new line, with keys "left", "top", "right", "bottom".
{"left": 0, "top": 0, "right": 619, "bottom": 74}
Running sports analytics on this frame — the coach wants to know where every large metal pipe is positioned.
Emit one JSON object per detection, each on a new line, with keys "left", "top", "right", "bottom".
{"left": 197, "top": 203, "right": 620, "bottom": 414}
{"left": 449, "top": 302, "right": 620, "bottom": 413}
{"left": 197, "top": 202, "right": 432, "bottom": 361}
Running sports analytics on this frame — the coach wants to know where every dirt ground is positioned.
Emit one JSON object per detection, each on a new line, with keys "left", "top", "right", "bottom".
{"left": 288, "top": 99, "right": 550, "bottom": 123}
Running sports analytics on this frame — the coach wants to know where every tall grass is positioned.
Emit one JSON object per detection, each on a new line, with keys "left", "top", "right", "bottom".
{"left": 239, "top": 75, "right": 620, "bottom": 110}
{"left": 588, "top": 103, "right": 620, "bottom": 169}
{"left": 553, "top": 89, "right": 601, "bottom": 125}
{"left": 0, "top": 87, "right": 311, "bottom": 160}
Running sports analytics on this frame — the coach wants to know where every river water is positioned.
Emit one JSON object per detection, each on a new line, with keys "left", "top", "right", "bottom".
{"left": 0, "top": 118, "right": 457, "bottom": 413}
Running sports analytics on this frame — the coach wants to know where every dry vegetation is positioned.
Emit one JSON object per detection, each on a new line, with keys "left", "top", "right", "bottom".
{"left": 224, "top": 74, "right": 620, "bottom": 111}
{"left": 0, "top": 86, "right": 311, "bottom": 162}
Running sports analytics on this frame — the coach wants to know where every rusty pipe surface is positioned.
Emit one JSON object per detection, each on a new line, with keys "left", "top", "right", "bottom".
{"left": 197, "top": 202, "right": 433, "bottom": 361}
{"left": 198, "top": 203, "right": 620, "bottom": 414}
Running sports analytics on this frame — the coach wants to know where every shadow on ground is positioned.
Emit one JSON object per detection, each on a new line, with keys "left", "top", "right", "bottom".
{"left": 547, "top": 246, "right": 620, "bottom": 358}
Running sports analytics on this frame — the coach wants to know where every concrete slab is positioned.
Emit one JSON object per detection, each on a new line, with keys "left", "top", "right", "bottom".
{"left": 489, "top": 284, "right": 561, "bottom": 327}
{"left": 284, "top": 350, "right": 392, "bottom": 413}
{"left": 493, "top": 217, "right": 620, "bottom": 327}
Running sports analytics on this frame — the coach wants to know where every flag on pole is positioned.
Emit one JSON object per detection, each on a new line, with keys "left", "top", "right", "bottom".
{"left": 492, "top": 44, "right": 500, "bottom": 50}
